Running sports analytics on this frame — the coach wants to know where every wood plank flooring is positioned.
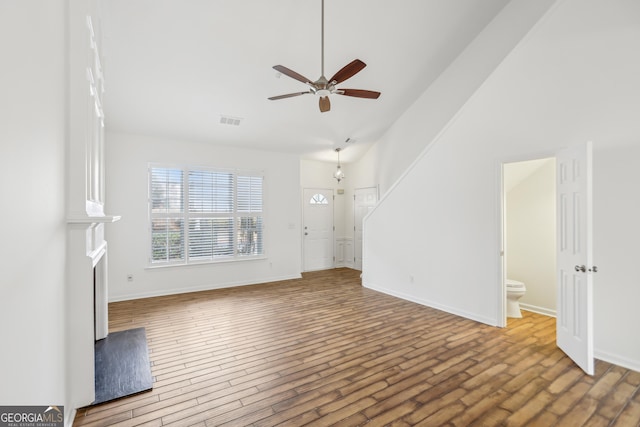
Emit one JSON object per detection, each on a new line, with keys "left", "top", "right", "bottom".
{"left": 74, "top": 268, "right": 640, "bottom": 426}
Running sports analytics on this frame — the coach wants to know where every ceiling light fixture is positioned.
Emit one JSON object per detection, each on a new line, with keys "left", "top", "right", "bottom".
{"left": 333, "top": 148, "right": 345, "bottom": 183}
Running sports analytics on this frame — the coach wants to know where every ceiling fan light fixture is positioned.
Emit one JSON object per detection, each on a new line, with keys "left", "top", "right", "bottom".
{"left": 267, "top": 0, "right": 380, "bottom": 113}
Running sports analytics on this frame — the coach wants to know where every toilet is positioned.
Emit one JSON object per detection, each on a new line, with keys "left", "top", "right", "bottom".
{"left": 506, "top": 279, "right": 527, "bottom": 318}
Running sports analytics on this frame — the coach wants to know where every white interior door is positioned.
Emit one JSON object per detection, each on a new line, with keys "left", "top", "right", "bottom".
{"left": 303, "top": 188, "right": 334, "bottom": 271}
{"left": 556, "top": 141, "right": 594, "bottom": 375}
{"left": 354, "top": 187, "right": 378, "bottom": 270}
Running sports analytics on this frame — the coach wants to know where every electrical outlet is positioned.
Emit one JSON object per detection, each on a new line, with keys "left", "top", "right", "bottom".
{"left": 127, "top": 274, "right": 134, "bottom": 282}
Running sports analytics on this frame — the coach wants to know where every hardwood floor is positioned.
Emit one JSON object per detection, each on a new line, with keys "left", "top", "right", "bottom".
{"left": 74, "top": 268, "right": 640, "bottom": 427}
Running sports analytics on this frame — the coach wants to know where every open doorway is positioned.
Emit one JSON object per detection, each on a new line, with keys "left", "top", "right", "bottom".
{"left": 502, "top": 157, "right": 556, "bottom": 326}
{"left": 501, "top": 143, "right": 595, "bottom": 374}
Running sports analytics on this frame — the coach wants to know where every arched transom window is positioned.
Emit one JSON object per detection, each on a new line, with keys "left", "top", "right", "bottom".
{"left": 309, "top": 193, "right": 328, "bottom": 205}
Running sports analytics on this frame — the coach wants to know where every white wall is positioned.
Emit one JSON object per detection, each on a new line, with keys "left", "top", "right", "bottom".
{"left": 505, "top": 159, "right": 556, "bottom": 315}
{"left": 356, "top": 0, "right": 557, "bottom": 195}
{"left": 105, "top": 133, "right": 301, "bottom": 301}
{"left": 0, "top": 0, "right": 67, "bottom": 411}
{"left": 593, "top": 143, "right": 640, "bottom": 370}
{"left": 361, "top": 0, "right": 640, "bottom": 371}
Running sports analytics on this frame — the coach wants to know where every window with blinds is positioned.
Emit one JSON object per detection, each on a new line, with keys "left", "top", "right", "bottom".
{"left": 149, "top": 166, "right": 264, "bottom": 265}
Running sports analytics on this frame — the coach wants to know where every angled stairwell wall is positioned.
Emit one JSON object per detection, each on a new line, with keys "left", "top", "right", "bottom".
{"left": 352, "top": 0, "right": 558, "bottom": 195}
{"left": 360, "top": 0, "right": 640, "bottom": 371}
{"left": 357, "top": 0, "right": 559, "bottom": 326}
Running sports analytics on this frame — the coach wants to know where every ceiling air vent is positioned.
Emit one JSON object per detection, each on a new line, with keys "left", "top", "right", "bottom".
{"left": 220, "top": 115, "right": 242, "bottom": 126}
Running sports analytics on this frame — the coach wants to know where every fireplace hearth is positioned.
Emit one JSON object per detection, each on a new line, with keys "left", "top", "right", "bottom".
{"left": 94, "top": 328, "right": 153, "bottom": 404}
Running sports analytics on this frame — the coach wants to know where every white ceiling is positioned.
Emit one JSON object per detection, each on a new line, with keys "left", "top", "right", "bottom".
{"left": 100, "top": 0, "right": 509, "bottom": 163}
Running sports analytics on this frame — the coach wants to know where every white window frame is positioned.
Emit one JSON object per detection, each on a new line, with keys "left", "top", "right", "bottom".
{"left": 148, "top": 164, "right": 265, "bottom": 267}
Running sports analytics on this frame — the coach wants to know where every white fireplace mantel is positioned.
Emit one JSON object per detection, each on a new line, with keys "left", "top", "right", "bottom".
{"left": 66, "top": 6, "right": 127, "bottom": 416}
{"left": 67, "top": 215, "right": 122, "bottom": 224}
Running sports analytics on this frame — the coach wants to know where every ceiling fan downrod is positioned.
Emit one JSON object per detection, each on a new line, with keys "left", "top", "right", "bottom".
{"left": 321, "top": 0, "right": 325, "bottom": 79}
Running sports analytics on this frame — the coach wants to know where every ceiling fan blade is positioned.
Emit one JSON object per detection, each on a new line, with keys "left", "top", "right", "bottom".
{"left": 338, "top": 89, "right": 381, "bottom": 99}
{"left": 319, "top": 96, "right": 330, "bottom": 113}
{"left": 329, "top": 59, "right": 366, "bottom": 84}
{"left": 268, "top": 92, "right": 310, "bottom": 101}
{"left": 273, "top": 65, "right": 313, "bottom": 85}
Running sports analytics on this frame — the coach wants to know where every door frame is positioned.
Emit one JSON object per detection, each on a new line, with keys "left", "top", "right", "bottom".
{"left": 497, "top": 150, "right": 557, "bottom": 328}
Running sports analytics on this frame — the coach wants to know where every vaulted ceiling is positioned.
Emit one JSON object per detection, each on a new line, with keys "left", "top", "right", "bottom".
{"left": 100, "top": 0, "right": 509, "bottom": 162}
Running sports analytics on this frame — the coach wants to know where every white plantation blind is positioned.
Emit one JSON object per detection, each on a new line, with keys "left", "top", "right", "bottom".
{"left": 237, "top": 175, "right": 263, "bottom": 213}
{"left": 189, "top": 170, "right": 233, "bottom": 213}
{"left": 187, "top": 170, "right": 234, "bottom": 260}
{"left": 150, "top": 168, "right": 185, "bottom": 263}
{"left": 189, "top": 218, "right": 234, "bottom": 259}
{"left": 236, "top": 174, "right": 264, "bottom": 256}
{"left": 150, "top": 168, "right": 184, "bottom": 214}
{"left": 149, "top": 166, "right": 264, "bottom": 265}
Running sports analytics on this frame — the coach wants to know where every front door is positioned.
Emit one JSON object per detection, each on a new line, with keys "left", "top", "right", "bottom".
{"left": 556, "top": 141, "right": 594, "bottom": 375}
{"left": 303, "top": 188, "right": 334, "bottom": 271}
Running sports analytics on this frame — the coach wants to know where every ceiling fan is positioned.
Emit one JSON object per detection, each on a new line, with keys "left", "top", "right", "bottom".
{"left": 268, "top": 0, "right": 381, "bottom": 113}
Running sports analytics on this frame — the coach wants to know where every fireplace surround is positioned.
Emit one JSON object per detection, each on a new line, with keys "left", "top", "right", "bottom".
{"left": 66, "top": 218, "right": 119, "bottom": 409}
{"left": 66, "top": 8, "right": 124, "bottom": 413}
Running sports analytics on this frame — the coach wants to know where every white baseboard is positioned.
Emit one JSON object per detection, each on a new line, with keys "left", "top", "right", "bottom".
{"left": 65, "top": 408, "right": 77, "bottom": 427}
{"left": 109, "top": 273, "right": 302, "bottom": 302}
{"left": 335, "top": 262, "right": 355, "bottom": 269}
{"left": 363, "top": 281, "right": 499, "bottom": 327}
{"left": 595, "top": 349, "right": 640, "bottom": 373}
{"left": 520, "top": 303, "right": 556, "bottom": 317}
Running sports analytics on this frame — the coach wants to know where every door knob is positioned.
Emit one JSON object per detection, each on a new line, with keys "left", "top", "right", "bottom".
{"left": 589, "top": 266, "right": 599, "bottom": 273}
{"left": 575, "top": 265, "right": 586, "bottom": 272}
